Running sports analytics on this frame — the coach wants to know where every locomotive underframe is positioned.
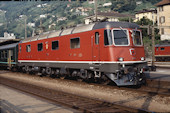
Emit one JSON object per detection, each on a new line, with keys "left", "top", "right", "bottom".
{"left": 18, "top": 61, "right": 147, "bottom": 86}
{"left": 106, "top": 62, "right": 147, "bottom": 86}
{"left": 155, "top": 55, "right": 170, "bottom": 61}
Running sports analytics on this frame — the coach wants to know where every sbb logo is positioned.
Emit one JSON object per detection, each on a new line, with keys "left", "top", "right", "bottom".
{"left": 129, "top": 48, "right": 136, "bottom": 56}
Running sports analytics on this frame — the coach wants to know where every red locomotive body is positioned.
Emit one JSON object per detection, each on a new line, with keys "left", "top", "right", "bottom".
{"left": 18, "top": 22, "right": 147, "bottom": 86}
{"left": 155, "top": 44, "right": 170, "bottom": 61}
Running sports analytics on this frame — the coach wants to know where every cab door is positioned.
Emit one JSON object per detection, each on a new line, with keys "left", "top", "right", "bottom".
{"left": 92, "top": 32, "right": 100, "bottom": 62}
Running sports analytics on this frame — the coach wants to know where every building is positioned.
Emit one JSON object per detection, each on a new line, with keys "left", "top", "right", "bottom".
{"left": 57, "top": 17, "right": 67, "bottom": 23}
{"left": 134, "top": 9, "right": 157, "bottom": 22}
{"left": 136, "top": 1, "right": 143, "bottom": 5}
{"left": 0, "top": 32, "right": 16, "bottom": 42}
{"left": 27, "top": 22, "right": 35, "bottom": 27}
{"left": 85, "top": 12, "right": 133, "bottom": 24}
{"left": 155, "top": 0, "right": 170, "bottom": 40}
{"left": 103, "top": 2, "right": 112, "bottom": 7}
{"left": 40, "top": 15, "right": 46, "bottom": 18}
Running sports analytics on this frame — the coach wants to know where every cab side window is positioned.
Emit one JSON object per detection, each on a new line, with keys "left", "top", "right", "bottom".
{"left": 104, "top": 29, "right": 113, "bottom": 46}
{"left": 26, "top": 45, "right": 31, "bottom": 52}
{"left": 95, "top": 32, "right": 99, "bottom": 45}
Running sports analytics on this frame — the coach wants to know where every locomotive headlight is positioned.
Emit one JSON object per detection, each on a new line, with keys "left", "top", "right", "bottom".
{"left": 141, "top": 57, "right": 145, "bottom": 61}
{"left": 118, "top": 57, "right": 124, "bottom": 62}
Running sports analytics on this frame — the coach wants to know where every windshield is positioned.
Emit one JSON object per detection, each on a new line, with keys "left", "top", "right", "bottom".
{"left": 133, "top": 30, "right": 142, "bottom": 46}
{"left": 113, "top": 29, "right": 129, "bottom": 46}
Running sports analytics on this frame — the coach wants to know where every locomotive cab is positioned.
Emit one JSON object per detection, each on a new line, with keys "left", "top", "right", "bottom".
{"left": 102, "top": 24, "right": 147, "bottom": 86}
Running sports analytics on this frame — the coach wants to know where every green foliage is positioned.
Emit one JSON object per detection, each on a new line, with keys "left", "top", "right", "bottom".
{"left": 0, "top": 0, "right": 162, "bottom": 38}
{"left": 134, "top": 2, "right": 156, "bottom": 12}
{"left": 135, "top": 17, "right": 160, "bottom": 40}
{"left": 119, "top": 17, "right": 133, "bottom": 22}
{"left": 135, "top": 17, "right": 161, "bottom": 58}
{"left": 136, "top": 17, "right": 153, "bottom": 25}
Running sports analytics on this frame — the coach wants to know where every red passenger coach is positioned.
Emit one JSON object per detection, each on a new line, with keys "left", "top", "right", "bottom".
{"left": 155, "top": 44, "right": 170, "bottom": 61}
{"left": 18, "top": 22, "right": 147, "bottom": 86}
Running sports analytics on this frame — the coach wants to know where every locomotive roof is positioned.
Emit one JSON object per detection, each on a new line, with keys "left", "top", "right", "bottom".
{"left": 155, "top": 40, "right": 170, "bottom": 47}
{"left": 21, "top": 22, "right": 139, "bottom": 43}
{"left": 155, "top": 44, "right": 170, "bottom": 47}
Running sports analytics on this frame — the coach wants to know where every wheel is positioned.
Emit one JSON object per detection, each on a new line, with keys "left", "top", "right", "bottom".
{"left": 46, "top": 67, "right": 52, "bottom": 75}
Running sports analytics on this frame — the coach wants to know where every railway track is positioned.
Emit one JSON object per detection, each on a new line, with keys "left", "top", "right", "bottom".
{"left": 106, "top": 79, "right": 170, "bottom": 97}
{"left": 1, "top": 69, "right": 170, "bottom": 97}
{"left": 148, "top": 61, "right": 170, "bottom": 69}
{"left": 0, "top": 76, "right": 150, "bottom": 113}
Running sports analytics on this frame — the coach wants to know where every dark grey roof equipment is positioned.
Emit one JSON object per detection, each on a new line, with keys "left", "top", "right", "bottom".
{"left": 93, "top": 22, "right": 139, "bottom": 30}
{"left": 21, "top": 22, "right": 139, "bottom": 43}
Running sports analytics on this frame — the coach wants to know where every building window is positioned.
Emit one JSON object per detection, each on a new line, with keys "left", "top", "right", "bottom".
{"left": 161, "top": 28, "right": 164, "bottom": 34}
{"left": 37, "top": 43, "right": 43, "bottom": 51}
{"left": 26, "top": 45, "right": 31, "bottom": 52}
{"left": 160, "top": 16, "right": 165, "bottom": 24}
{"left": 159, "top": 6, "right": 163, "bottom": 12}
{"left": 95, "top": 32, "right": 99, "bottom": 45}
{"left": 70, "top": 38, "right": 80, "bottom": 49}
{"left": 104, "top": 29, "right": 113, "bottom": 46}
{"left": 52, "top": 41, "right": 59, "bottom": 50}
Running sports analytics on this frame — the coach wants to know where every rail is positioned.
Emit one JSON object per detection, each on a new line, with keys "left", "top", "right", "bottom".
{"left": 0, "top": 76, "right": 150, "bottom": 113}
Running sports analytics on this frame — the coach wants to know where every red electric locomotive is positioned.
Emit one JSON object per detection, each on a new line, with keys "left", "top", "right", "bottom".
{"left": 18, "top": 22, "right": 147, "bottom": 86}
{"left": 155, "top": 41, "right": 170, "bottom": 61}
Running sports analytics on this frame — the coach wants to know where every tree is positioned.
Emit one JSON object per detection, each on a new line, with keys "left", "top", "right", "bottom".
{"left": 135, "top": 17, "right": 160, "bottom": 58}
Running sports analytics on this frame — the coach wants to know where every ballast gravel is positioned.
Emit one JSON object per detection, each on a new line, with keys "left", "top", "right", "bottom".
{"left": 0, "top": 71, "right": 170, "bottom": 112}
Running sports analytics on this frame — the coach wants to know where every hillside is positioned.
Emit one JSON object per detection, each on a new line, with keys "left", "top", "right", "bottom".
{"left": 0, "top": 0, "right": 161, "bottom": 38}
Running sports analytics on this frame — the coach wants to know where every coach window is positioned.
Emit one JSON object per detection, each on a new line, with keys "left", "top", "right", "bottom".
{"left": 52, "top": 41, "right": 59, "bottom": 50}
{"left": 0, "top": 51, "right": 3, "bottom": 59}
{"left": 95, "top": 32, "right": 99, "bottom": 45}
{"left": 38, "top": 43, "right": 43, "bottom": 51}
{"left": 70, "top": 38, "right": 80, "bottom": 49}
{"left": 26, "top": 45, "right": 31, "bottom": 52}
{"left": 104, "top": 29, "right": 113, "bottom": 46}
{"left": 0, "top": 51, "right": 1, "bottom": 58}
{"left": 5, "top": 50, "right": 7, "bottom": 58}
{"left": 1, "top": 51, "right": 3, "bottom": 58}
{"left": 113, "top": 29, "right": 129, "bottom": 46}
{"left": 160, "top": 47, "right": 165, "bottom": 51}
